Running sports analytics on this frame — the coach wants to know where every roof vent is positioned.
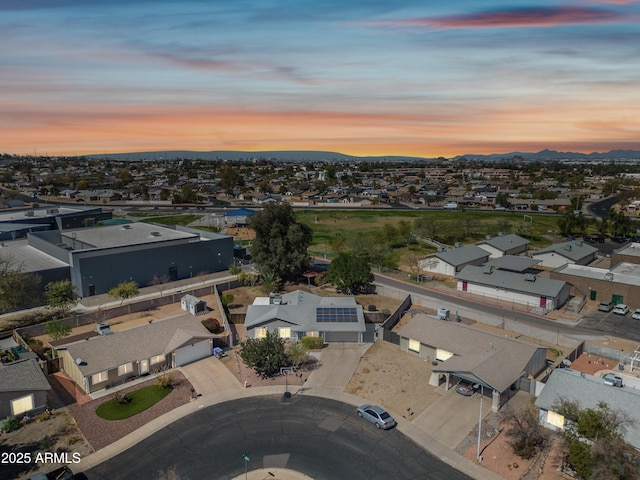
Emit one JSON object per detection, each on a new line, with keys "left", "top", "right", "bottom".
{"left": 604, "top": 272, "right": 614, "bottom": 282}
{"left": 150, "top": 231, "right": 161, "bottom": 237}
{"left": 483, "top": 266, "right": 494, "bottom": 274}
{"left": 25, "top": 210, "right": 35, "bottom": 217}
{"left": 122, "top": 225, "right": 131, "bottom": 230}
{"left": 75, "top": 358, "right": 83, "bottom": 365}
{"left": 524, "top": 273, "right": 536, "bottom": 282}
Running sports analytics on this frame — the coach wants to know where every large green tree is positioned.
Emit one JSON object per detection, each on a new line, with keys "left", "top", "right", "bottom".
{"left": 0, "top": 253, "right": 42, "bottom": 313}
{"left": 326, "top": 252, "right": 374, "bottom": 294}
{"left": 556, "top": 399, "right": 639, "bottom": 479}
{"left": 45, "top": 279, "right": 78, "bottom": 315}
{"left": 239, "top": 331, "right": 290, "bottom": 378}
{"left": 249, "top": 203, "right": 313, "bottom": 282}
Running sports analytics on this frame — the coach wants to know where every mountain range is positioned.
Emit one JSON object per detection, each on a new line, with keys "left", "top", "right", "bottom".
{"left": 84, "top": 149, "right": 640, "bottom": 162}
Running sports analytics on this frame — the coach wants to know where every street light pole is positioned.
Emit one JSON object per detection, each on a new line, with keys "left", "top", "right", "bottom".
{"left": 242, "top": 454, "right": 249, "bottom": 479}
{"left": 476, "top": 384, "right": 484, "bottom": 462}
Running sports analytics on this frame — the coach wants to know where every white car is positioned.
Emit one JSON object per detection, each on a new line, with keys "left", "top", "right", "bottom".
{"left": 443, "top": 202, "right": 458, "bottom": 210}
{"left": 632, "top": 309, "right": 640, "bottom": 320}
{"left": 613, "top": 304, "right": 630, "bottom": 316}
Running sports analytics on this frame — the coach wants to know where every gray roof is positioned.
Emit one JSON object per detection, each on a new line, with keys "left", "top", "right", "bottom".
{"left": 456, "top": 265, "right": 568, "bottom": 298}
{"left": 485, "top": 255, "right": 541, "bottom": 272}
{"left": 535, "top": 368, "right": 640, "bottom": 449}
{"left": 398, "top": 314, "right": 544, "bottom": 392}
{"left": 245, "top": 290, "right": 366, "bottom": 333}
{"left": 0, "top": 359, "right": 51, "bottom": 393}
{"left": 534, "top": 240, "right": 598, "bottom": 262}
{"left": 552, "top": 262, "right": 640, "bottom": 287}
{"left": 613, "top": 242, "right": 640, "bottom": 258}
{"left": 62, "top": 222, "right": 197, "bottom": 249}
{"left": 432, "top": 245, "right": 489, "bottom": 267}
{"left": 478, "top": 234, "right": 529, "bottom": 252}
{"left": 59, "top": 315, "right": 214, "bottom": 376}
{"left": 0, "top": 239, "right": 69, "bottom": 271}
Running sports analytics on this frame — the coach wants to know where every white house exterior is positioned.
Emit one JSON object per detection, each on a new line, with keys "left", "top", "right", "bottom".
{"left": 456, "top": 265, "right": 570, "bottom": 312}
{"left": 532, "top": 241, "right": 598, "bottom": 269}
{"left": 419, "top": 245, "right": 489, "bottom": 277}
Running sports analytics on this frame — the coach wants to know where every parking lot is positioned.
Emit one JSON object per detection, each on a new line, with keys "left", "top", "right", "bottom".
{"left": 579, "top": 308, "right": 640, "bottom": 342}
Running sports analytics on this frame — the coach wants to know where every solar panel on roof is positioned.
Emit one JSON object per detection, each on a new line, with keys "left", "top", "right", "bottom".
{"left": 316, "top": 307, "right": 358, "bottom": 322}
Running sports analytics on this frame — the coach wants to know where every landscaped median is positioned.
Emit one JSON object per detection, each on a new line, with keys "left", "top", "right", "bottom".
{"left": 96, "top": 384, "right": 173, "bottom": 420}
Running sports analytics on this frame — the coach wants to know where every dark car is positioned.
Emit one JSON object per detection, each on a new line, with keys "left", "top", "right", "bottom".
{"left": 455, "top": 381, "right": 480, "bottom": 396}
{"left": 598, "top": 301, "right": 614, "bottom": 312}
{"left": 357, "top": 405, "right": 396, "bottom": 429}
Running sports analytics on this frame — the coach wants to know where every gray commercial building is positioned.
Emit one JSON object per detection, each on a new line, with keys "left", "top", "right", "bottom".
{"left": 26, "top": 222, "right": 234, "bottom": 297}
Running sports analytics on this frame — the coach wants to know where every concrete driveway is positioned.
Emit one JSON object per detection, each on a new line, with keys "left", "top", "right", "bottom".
{"left": 412, "top": 386, "right": 492, "bottom": 450}
{"left": 305, "top": 343, "right": 372, "bottom": 390}
{"left": 179, "top": 355, "right": 241, "bottom": 397}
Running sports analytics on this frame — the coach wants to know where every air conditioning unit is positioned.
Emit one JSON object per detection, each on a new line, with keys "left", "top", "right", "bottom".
{"left": 483, "top": 266, "right": 494, "bottom": 274}
{"left": 604, "top": 272, "right": 614, "bottom": 282}
{"left": 524, "top": 273, "right": 536, "bottom": 282}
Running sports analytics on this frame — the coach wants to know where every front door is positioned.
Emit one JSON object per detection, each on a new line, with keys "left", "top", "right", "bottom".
{"left": 140, "top": 359, "right": 149, "bottom": 375}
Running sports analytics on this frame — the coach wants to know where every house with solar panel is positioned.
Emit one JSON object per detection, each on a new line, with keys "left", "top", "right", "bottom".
{"left": 244, "top": 290, "right": 368, "bottom": 343}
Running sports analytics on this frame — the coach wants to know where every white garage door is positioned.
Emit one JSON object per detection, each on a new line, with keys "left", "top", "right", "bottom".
{"left": 174, "top": 340, "right": 211, "bottom": 367}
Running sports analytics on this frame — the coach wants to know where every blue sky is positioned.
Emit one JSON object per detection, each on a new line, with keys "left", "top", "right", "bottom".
{"left": 2, "top": 0, "right": 639, "bottom": 157}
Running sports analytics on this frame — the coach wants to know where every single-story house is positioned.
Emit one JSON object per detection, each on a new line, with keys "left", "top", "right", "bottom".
{"left": 476, "top": 234, "right": 529, "bottom": 259}
{"left": 181, "top": 294, "right": 207, "bottom": 316}
{"left": 57, "top": 315, "right": 214, "bottom": 394}
{"left": 397, "top": 314, "right": 546, "bottom": 411}
{"left": 0, "top": 358, "right": 51, "bottom": 418}
{"left": 456, "top": 265, "right": 570, "bottom": 312}
{"left": 244, "top": 290, "right": 367, "bottom": 343}
{"left": 223, "top": 208, "right": 258, "bottom": 227}
{"left": 484, "top": 255, "right": 541, "bottom": 273}
{"left": 535, "top": 368, "right": 640, "bottom": 450}
{"left": 532, "top": 240, "right": 598, "bottom": 269}
{"left": 419, "top": 244, "right": 490, "bottom": 277}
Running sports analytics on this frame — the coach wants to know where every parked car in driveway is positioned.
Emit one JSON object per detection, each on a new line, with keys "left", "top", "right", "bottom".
{"left": 357, "top": 405, "right": 396, "bottom": 429}
{"left": 632, "top": 309, "right": 640, "bottom": 320}
{"left": 598, "top": 301, "right": 614, "bottom": 312}
{"left": 455, "top": 381, "right": 480, "bottom": 396}
{"left": 613, "top": 304, "right": 630, "bottom": 316}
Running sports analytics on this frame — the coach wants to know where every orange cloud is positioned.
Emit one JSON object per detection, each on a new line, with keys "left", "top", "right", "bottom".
{"left": 363, "top": 7, "right": 628, "bottom": 29}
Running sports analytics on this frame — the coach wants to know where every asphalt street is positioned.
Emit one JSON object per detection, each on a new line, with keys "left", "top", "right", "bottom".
{"left": 84, "top": 396, "right": 473, "bottom": 480}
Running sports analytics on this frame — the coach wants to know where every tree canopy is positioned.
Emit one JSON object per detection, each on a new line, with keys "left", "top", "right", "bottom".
{"left": 107, "top": 281, "right": 139, "bottom": 305}
{"left": 249, "top": 203, "right": 313, "bottom": 282}
{"left": 326, "top": 252, "right": 374, "bottom": 294}
{"left": 45, "top": 320, "right": 71, "bottom": 340}
{"left": 45, "top": 279, "right": 78, "bottom": 314}
{"left": 238, "top": 331, "right": 290, "bottom": 378}
{"left": 0, "top": 253, "right": 42, "bottom": 313}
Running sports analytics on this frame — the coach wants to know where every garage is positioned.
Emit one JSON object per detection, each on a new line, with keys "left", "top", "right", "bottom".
{"left": 323, "top": 331, "right": 361, "bottom": 342}
{"left": 174, "top": 339, "right": 212, "bottom": 367}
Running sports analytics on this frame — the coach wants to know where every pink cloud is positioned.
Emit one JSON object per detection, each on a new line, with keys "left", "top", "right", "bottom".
{"left": 364, "top": 7, "right": 628, "bottom": 29}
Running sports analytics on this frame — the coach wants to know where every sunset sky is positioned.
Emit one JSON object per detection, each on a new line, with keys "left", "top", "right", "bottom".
{"left": 2, "top": 1, "right": 640, "bottom": 158}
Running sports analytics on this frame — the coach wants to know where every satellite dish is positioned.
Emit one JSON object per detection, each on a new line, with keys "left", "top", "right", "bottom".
{"left": 75, "top": 358, "right": 83, "bottom": 365}
{"left": 562, "top": 359, "right": 572, "bottom": 367}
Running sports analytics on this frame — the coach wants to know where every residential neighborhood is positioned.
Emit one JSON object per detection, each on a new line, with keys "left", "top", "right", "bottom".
{"left": 2, "top": 154, "right": 640, "bottom": 479}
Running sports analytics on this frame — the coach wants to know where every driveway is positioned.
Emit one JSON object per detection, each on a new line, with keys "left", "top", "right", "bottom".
{"left": 179, "top": 356, "right": 242, "bottom": 397}
{"left": 304, "top": 343, "right": 372, "bottom": 390}
{"left": 412, "top": 386, "right": 492, "bottom": 450}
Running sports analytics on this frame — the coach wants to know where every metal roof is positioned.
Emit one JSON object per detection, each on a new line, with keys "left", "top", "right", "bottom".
{"left": 553, "top": 262, "right": 640, "bottom": 287}
{"left": 478, "top": 234, "right": 529, "bottom": 252}
{"left": 432, "top": 244, "right": 489, "bottom": 267}
{"left": 485, "top": 255, "right": 541, "bottom": 272}
{"left": 456, "top": 265, "right": 568, "bottom": 298}
{"left": 534, "top": 240, "right": 598, "bottom": 262}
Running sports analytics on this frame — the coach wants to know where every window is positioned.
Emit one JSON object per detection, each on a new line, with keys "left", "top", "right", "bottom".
{"left": 408, "top": 339, "right": 420, "bottom": 353}
{"left": 11, "top": 394, "right": 34, "bottom": 416}
{"left": 255, "top": 328, "right": 267, "bottom": 338}
{"left": 278, "top": 327, "right": 291, "bottom": 339}
{"left": 546, "top": 410, "right": 565, "bottom": 429}
{"left": 150, "top": 354, "right": 165, "bottom": 365}
{"left": 118, "top": 363, "right": 133, "bottom": 376}
{"left": 92, "top": 371, "right": 108, "bottom": 385}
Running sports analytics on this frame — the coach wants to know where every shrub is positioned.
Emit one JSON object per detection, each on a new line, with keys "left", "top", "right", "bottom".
{"left": 35, "top": 411, "right": 51, "bottom": 422}
{"left": 155, "top": 368, "right": 174, "bottom": 389}
{"left": 300, "top": 336, "right": 324, "bottom": 350}
{"left": 201, "top": 317, "right": 223, "bottom": 334}
{"left": 0, "top": 416, "right": 20, "bottom": 433}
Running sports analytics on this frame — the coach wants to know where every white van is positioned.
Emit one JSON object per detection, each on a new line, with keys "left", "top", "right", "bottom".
{"left": 443, "top": 202, "right": 458, "bottom": 210}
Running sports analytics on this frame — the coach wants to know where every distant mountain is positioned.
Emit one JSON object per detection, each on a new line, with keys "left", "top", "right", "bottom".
{"left": 452, "top": 149, "right": 640, "bottom": 162}
{"left": 84, "top": 150, "right": 432, "bottom": 162}
{"left": 82, "top": 148, "right": 640, "bottom": 162}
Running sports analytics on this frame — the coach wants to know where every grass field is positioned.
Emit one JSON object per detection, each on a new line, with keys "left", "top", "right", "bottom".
{"left": 295, "top": 209, "right": 560, "bottom": 257}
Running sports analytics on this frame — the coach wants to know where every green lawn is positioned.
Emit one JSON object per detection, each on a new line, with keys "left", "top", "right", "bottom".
{"left": 96, "top": 385, "right": 173, "bottom": 420}
{"left": 139, "top": 214, "right": 202, "bottom": 226}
